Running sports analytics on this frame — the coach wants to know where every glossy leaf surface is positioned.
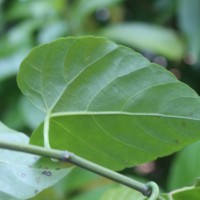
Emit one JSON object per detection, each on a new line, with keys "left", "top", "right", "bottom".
{"left": 18, "top": 36, "right": 200, "bottom": 170}
{"left": 0, "top": 122, "right": 72, "bottom": 200}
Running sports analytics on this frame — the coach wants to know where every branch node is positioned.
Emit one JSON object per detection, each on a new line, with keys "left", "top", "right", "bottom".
{"left": 62, "top": 151, "right": 72, "bottom": 161}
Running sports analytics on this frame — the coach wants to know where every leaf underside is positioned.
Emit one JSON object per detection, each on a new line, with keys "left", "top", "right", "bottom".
{"left": 0, "top": 122, "right": 72, "bottom": 200}
{"left": 17, "top": 36, "right": 200, "bottom": 170}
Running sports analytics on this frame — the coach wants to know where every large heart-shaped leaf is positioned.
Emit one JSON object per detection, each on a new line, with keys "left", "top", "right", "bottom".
{"left": 0, "top": 122, "right": 72, "bottom": 200}
{"left": 17, "top": 36, "right": 200, "bottom": 170}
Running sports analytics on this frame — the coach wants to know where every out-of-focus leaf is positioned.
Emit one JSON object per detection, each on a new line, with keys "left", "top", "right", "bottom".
{"left": 167, "top": 141, "right": 200, "bottom": 190}
{"left": 6, "top": 0, "right": 59, "bottom": 20}
{"left": 0, "top": 19, "right": 41, "bottom": 82}
{"left": 37, "top": 20, "right": 68, "bottom": 43}
{"left": 0, "top": 52, "right": 26, "bottom": 82}
{"left": 19, "top": 96, "right": 45, "bottom": 130}
{"left": 0, "top": 60, "right": 19, "bottom": 81}
{"left": 0, "top": 20, "right": 41, "bottom": 57}
{"left": 0, "top": 122, "right": 72, "bottom": 200}
{"left": 2, "top": 97, "right": 25, "bottom": 130}
{"left": 177, "top": 0, "right": 200, "bottom": 63}
{"left": 71, "top": 0, "right": 122, "bottom": 17}
{"left": 69, "top": 0, "right": 122, "bottom": 32}
{"left": 100, "top": 23, "right": 185, "bottom": 60}
{"left": 70, "top": 185, "right": 113, "bottom": 200}
{"left": 100, "top": 186, "right": 145, "bottom": 200}
{"left": 153, "top": 0, "right": 175, "bottom": 24}
{"left": 17, "top": 36, "right": 200, "bottom": 172}
{"left": 163, "top": 185, "right": 200, "bottom": 200}
{"left": 58, "top": 167, "right": 103, "bottom": 192}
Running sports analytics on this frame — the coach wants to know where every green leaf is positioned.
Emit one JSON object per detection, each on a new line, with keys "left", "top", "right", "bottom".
{"left": 32, "top": 167, "right": 113, "bottom": 200}
{"left": 38, "top": 20, "right": 68, "bottom": 43}
{"left": 0, "top": 122, "right": 72, "bottom": 200}
{"left": 59, "top": 167, "right": 104, "bottom": 192}
{"left": 18, "top": 36, "right": 200, "bottom": 171}
{"left": 69, "top": 0, "right": 122, "bottom": 33}
{"left": 63, "top": 168, "right": 114, "bottom": 200}
{"left": 163, "top": 185, "right": 200, "bottom": 200}
{"left": 6, "top": 0, "right": 58, "bottom": 20}
{"left": 70, "top": 0, "right": 122, "bottom": 18}
{"left": 72, "top": 0, "right": 122, "bottom": 15}
{"left": 19, "top": 96, "right": 45, "bottom": 130}
{"left": 177, "top": 0, "right": 200, "bottom": 63}
{"left": 100, "top": 186, "right": 145, "bottom": 200}
{"left": 100, "top": 23, "right": 185, "bottom": 60}
{"left": 0, "top": 54, "right": 20, "bottom": 81}
{"left": 167, "top": 141, "right": 200, "bottom": 190}
{"left": 70, "top": 185, "right": 113, "bottom": 200}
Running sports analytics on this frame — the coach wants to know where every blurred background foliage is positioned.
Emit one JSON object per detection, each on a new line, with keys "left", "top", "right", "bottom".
{"left": 0, "top": 0, "right": 200, "bottom": 199}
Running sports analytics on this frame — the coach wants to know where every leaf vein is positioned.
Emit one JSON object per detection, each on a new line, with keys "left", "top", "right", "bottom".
{"left": 91, "top": 115, "right": 150, "bottom": 154}
{"left": 50, "top": 44, "right": 118, "bottom": 111}
{"left": 51, "top": 119, "right": 115, "bottom": 160}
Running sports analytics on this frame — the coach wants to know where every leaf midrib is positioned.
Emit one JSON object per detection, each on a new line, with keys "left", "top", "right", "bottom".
{"left": 48, "top": 43, "right": 119, "bottom": 112}
{"left": 50, "top": 111, "right": 200, "bottom": 121}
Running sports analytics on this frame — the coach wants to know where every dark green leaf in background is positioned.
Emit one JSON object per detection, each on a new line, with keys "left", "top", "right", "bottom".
{"left": 167, "top": 141, "right": 200, "bottom": 190}
{"left": 69, "top": 0, "right": 122, "bottom": 33}
{"left": 178, "top": 0, "right": 200, "bottom": 64}
{"left": 100, "top": 185, "right": 145, "bottom": 200}
{"left": 19, "top": 96, "right": 45, "bottom": 130}
{"left": 5, "top": 0, "right": 59, "bottom": 20}
{"left": 0, "top": 53, "right": 22, "bottom": 81}
{"left": 17, "top": 36, "right": 200, "bottom": 171}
